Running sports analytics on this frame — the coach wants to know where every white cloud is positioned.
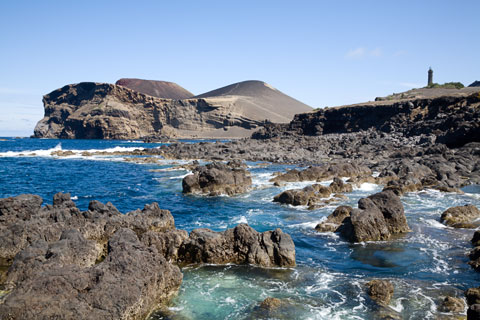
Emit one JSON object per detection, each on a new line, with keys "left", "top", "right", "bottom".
{"left": 345, "top": 47, "right": 382, "bottom": 59}
{"left": 370, "top": 47, "right": 382, "bottom": 57}
{"left": 346, "top": 47, "right": 366, "bottom": 58}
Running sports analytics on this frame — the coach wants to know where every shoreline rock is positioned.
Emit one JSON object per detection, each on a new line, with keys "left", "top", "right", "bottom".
{"left": 440, "top": 205, "right": 480, "bottom": 228}
{"left": 182, "top": 161, "right": 252, "bottom": 196}
{"left": 273, "top": 177, "right": 353, "bottom": 207}
{"left": 316, "top": 190, "right": 410, "bottom": 242}
{"left": 0, "top": 192, "right": 295, "bottom": 319}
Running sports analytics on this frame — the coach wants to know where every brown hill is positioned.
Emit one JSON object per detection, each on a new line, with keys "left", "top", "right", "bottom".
{"left": 195, "top": 80, "right": 312, "bottom": 123}
{"left": 115, "top": 78, "right": 193, "bottom": 99}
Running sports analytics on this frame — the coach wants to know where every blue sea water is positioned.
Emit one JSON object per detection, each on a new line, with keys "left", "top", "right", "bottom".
{"left": 1, "top": 137, "right": 479, "bottom": 319}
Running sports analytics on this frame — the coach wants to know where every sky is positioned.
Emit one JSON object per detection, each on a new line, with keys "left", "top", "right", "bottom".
{"left": 0, "top": 0, "right": 479, "bottom": 136}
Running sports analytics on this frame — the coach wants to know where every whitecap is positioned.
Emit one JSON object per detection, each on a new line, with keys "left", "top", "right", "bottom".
{"left": 232, "top": 216, "right": 248, "bottom": 224}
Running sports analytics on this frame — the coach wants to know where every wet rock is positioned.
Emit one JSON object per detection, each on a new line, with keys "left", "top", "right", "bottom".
{"left": 258, "top": 297, "right": 286, "bottom": 310}
{"left": 271, "top": 162, "right": 372, "bottom": 184}
{"left": 182, "top": 161, "right": 252, "bottom": 196}
{"left": 315, "top": 206, "right": 353, "bottom": 232}
{"left": 440, "top": 205, "right": 480, "bottom": 228}
{"left": 472, "top": 231, "right": 480, "bottom": 247}
{"left": 333, "top": 191, "right": 410, "bottom": 242}
{"left": 178, "top": 224, "right": 295, "bottom": 267}
{"left": 466, "top": 287, "right": 480, "bottom": 305}
{"left": 468, "top": 304, "right": 480, "bottom": 320}
{"left": 247, "top": 297, "right": 293, "bottom": 319}
{"left": 0, "top": 192, "right": 297, "bottom": 319}
{"left": 366, "top": 279, "right": 394, "bottom": 305}
{"left": 273, "top": 188, "right": 315, "bottom": 206}
{"left": 273, "top": 178, "right": 352, "bottom": 207}
{"left": 438, "top": 296, "right": 465, "bottom": 313}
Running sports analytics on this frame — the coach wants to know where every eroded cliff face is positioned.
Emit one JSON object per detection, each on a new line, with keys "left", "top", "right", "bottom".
{"left": 34, "top": 82, "right": 263, "bottom": 139}
{"left": 254, "top": 91, "right": 480, "bottom": 148}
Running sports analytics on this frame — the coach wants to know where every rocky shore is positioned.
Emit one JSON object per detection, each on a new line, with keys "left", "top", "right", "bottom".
{"left": 145, "top": 89, "right": 480, "bottom": 192}
{"left": 0, "top": 193, "right": 295, "bottom": 319}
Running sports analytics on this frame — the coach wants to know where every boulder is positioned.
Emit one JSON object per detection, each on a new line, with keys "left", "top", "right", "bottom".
{"left": 315, "top": 206, "right": 353, "bottom": 232}
{"left": 178, "top": 224, "right": 295, "bottom": 267}
{"left": 468, "top": 304, "right": 480, "bottom": 320}
{"left": 182, "top": 161, "right": 252, "bottom": 196}
{"left": 247, "top": 297, "right": 293, "bottom": 320}
{"left": 438, "top": 296, "right": 465, "bottom": 313}
{"left": 316, "top": 191, "right": 410, "bottom": 242}
{"left": 440, "top": 205, "right": 480, "bottom": 228}
{"left": 466, "top": 287, "right": 480, "bottom": 305}
{"left": 273, "top": 178, "right": 353, "bottom": 207}
{"left": 366, "top": 279, "right": 394, "bottom": 305}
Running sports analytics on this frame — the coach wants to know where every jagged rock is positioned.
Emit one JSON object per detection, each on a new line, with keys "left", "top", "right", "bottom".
{"left": 319, "top": 191, "right": 410, "bottom": 242}
{"left": 438, "top": 296, "right": 465, "bottom": 313}
{"left": 468, "top": 304, "right": 480, "bottom": 320}
{"left": 366, "top": 279, "right": 394, "bottom": 305}
{"left": 141, "top": 229, "right": 189, "bottom": 262}
{"left": 182, "top": 161, "right": 252, "bottom": 196}
{"left": 273, "top": 178, "right": 353, "bottom": 207}
{"left": 315, "top": 206, "right": 353, "bottom": 232}
{"left": 0, "top": 228, "right": 183, "bottom": 320}
{"left": 271, "top": 162, "right": 372, "bottom": 183}
{"left": 0, "top": 193, "right": 296, "bottom": 319}
{"left": 178, "top": 224, "right": 295, "bottom": 267}
{"left": 441, "top": 205, "right": 480, "bottom": 228}
{"left": 271, "top": 90, "right": 480, "bottom": 148}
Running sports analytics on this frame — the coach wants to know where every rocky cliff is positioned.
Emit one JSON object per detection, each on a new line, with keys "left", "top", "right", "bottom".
{"left": 34, "top": 80, "right": 312, "bottom": 139}
{"left": 253, "top": 88, "right": 480, "bottom": 148}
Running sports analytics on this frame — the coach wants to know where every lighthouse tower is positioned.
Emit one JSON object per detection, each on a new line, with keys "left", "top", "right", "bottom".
{"left": 428, "top": 67, "right": 433, "bottom": 86}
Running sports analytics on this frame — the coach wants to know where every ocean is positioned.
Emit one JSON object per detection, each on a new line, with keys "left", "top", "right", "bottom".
{"left": 1, "top": 137, "right": 479, "bottom": 319}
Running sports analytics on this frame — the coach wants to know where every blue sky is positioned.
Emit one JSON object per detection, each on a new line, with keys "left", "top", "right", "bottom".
{"left": 0, "top": 0, "right": 479, "bottom": 136}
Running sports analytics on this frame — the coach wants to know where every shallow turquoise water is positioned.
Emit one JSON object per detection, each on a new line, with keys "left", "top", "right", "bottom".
{"left": 1, "top": 137, "right": 479, "bottom": 319}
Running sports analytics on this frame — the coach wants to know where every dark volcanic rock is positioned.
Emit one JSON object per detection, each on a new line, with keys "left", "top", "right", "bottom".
{"left": 466, "top": 287, "right": 480, "bottom": 305}
{"left": 468, "top": 304, "right": 480, "bottom": 320}
{"left": 262, "top": 91, "right": 480, "bottom": 148}
{"left": 273, "top": 178, "right": 352, "bottom": 207}
{"left": 469, "top": 231, "right": 480, "bottom": 271}
{"left": 182, "top": 161, "right": 252, "bottom": 196}
{"left": 366, "top": 279, "right": 394, "bottom": 305}
{"left": 178, "top": 224, "right": 296, "bottom": 267}
{"left": 469, "top": 81, "right": 480, "bottom": 87}
{"left": 466, "top": 287, "right": 480, "bottom": 319}
{"left": 0, "top": 192, "right": 296, "bottom": 319}
{"left": 440, "top": 205, "right": 480, "bottom": 228}
{"left": 438, "top": 296, "right": 465, "bottom": 313}
{"left": 271, "top": 162, "right": 372, "bottom": 184}
{"left": 315, "top": 206, "right": 353, "bottom": 232}
{"left": 317, "top": 191, "right": 410, "bottom": 242}
{"left": 1, "top": 228, "right": 182, "bottom": 320}
{"left": 248, "top": 297, "right": 293, "bottom": 320}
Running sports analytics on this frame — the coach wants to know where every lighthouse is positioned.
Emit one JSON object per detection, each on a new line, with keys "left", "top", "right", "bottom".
{"left": 428, "top": 67, "right": 433, "bottom": 86}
